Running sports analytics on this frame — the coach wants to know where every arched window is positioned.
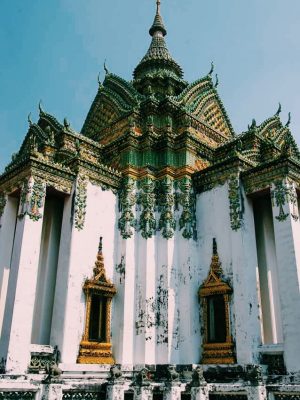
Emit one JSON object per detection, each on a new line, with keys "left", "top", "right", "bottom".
{"left": 198, "top": 238, "right": 235, "bottom": 364}
{"left": 77, "top": 237, "right": 116, "bottom": 364}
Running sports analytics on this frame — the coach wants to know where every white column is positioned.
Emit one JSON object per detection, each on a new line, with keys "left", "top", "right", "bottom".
{"left": 271, "top": 179, "right": 300, "bottom": 372}
{"left": 230, "top": 184, "right": 262, "bottom": 364}
{"left": 165, "top": 386, "right": 181, "bottom": 400}
{"left": 191, "top": 387, "right": 209, "bottom": 400}
{"left": 31, "top": 197, "right": 64, "bottom": 345}
{"left": 253, "top": 195, "right": 282, "bottom": 345}
{"left": 178, "top": 237, "right": 199, "bottom": 364}
{"left": 112, "top": 234, "right": 136, "bottom": 364}
{"left": 0, "top": 196, "right": 18, "bottom": 338}
{"left": 156, "top": 235, "right": 175, "bottom": 364}
{"left": 107, "top": 384, "right": 125, "bottom": 400}
{"left": 134, "top": 234, "right": 156, "bottom": 364}
{"left": 4, "top": 178, "right": 46, "bottom": 373}
{"left": 246, "top": 386, "right": 267, "bottom": 400}
{"left": 135, "top": 387, "right": 152, "bottom": 400}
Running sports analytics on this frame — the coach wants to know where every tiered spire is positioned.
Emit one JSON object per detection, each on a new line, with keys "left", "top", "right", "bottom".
{"left": 149, "top": 0, "right": 167, "bottom": 37}
{"left": 133, "top": 0, "right": 186, "bottom": 96}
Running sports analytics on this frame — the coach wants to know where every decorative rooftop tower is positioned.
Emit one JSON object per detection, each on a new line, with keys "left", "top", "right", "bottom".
{"left": 0, "top": 1, "right": 300, "bottom": 400}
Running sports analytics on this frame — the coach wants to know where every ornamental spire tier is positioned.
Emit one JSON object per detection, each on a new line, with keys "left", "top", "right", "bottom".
{"left": 133, "top": 0, "right": 186, "bottom": 97}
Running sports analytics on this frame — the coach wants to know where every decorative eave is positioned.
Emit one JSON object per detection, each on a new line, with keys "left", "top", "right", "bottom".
{"left": 0, "top": 157, "right": 75, "bottom": 195}
{"left": 242, "top": 155, "right": 300, "bottom": 195}
{"left": 192, "top": 155, "right": 253, "bottom": 194}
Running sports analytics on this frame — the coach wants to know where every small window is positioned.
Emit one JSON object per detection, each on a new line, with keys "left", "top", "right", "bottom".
{"left": 207, "top": 295, "right": 226, "bottom": 343}
{"left": 89, "top": 295, "right": 107, "bottom": 342}
{"left": 124, "top": 391, "right": 134, "bottom": 400}
{"left": 153, "top": 392, "right": 163, "bottom": 400}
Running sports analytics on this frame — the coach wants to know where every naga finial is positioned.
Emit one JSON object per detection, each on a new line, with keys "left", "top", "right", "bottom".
{"left": 63, "top": 117, "right": 70, "bottom": 129}
{"left": 97, "top": 72, "right": 102, "bottom": 86}
{"left": 212, "top": 238, "right": 217, "bottom": 255}
{"left": 28, "top": 112, "right": 33, "bottom": 126}
{"left": 286, "top": 112, "right": 291, "bottom": 127}
{"left": 98, "top": 236, "right": 103, "bottom": 253}
{"left": 208, "top": 61, "right": 214, "bottom": 76}
{"left": 250, "top": 118, "right": 257, "bottom": 129}
{"left": 104, "top": 59, "right": 109, "bottom": 75}
{"left": 214, "top": 74, "right": 219, "bottom": 88}
{"left": 38, "top": 100, "right": 44, "bottom": 115}
{"left": 275, "top": 102, "right": 282, "bottom": 116}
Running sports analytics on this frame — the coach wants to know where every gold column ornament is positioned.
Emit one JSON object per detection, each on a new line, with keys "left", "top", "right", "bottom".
{"left": 198, "top": 238, "right": 235, "bottom": 364}
{"left": 77, "top": 237, "right": 117, "bottom": 364}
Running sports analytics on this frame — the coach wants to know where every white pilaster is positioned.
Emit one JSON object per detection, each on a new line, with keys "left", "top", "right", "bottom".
{"left": 230, "top": 184, "right": 262, "bottom": 364}
{"left": 107, "top": 384, "right": 125, "bottom": 400}
{"left": 0, "top": 196, "right": 18, "bottom": 338}
{"left": 112, "top": 234, "right": 137, "bottom": 364}
{"left": 271, "top": 180, "right": 300, "bottom": 372}
{"left": 191, "top": 386, "right": 209, "bottom": 400}
{"left": 165, "top": 386, "right": 181, "bottom": 400}
{"left": 4, "top": 178, "right": 46, "bottom": 373}
{"left": 156, "top": 235, "right": 173, "bottom": 364}
{"left": 135, "top": 387, "right": 152, "bottom": 400}
{"left": 246, "top": 385, "right": 267, "bottom": 400}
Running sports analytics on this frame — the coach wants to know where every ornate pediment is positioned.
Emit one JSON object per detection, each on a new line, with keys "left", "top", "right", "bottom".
{"left": 81, "top": 73, "right": 143, "bottom": 140}
{"left": 174, "top": 75, "right": 234, "bottom": 138}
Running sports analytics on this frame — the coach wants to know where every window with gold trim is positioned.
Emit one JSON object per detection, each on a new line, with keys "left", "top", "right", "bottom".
{"left": 77, "top": 237, "right": 116, "bottom": 364}
{"left": 198, "top": 238, "right": 235, "bottom": 364}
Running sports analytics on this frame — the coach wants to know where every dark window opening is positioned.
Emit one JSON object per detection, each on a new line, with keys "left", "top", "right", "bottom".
{"left": 153, "top": 392, "right": 163, "bottom": 400}
{"left": 124, "top": 392, "right": 134, "bottom": 400}
{"left": 89, "top": 295, "right": 107, "bottom": 342}
{"left": 181, "top": 394, "right": 191, "bottom": 400}
{"left": 207, "top": 295, "right": 226, "bottom": 343}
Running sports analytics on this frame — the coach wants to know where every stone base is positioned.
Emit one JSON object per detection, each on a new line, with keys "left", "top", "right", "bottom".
{"left": 77, "top": 340, "right": 115, "bottom": 364}
{"left": 201, "top": 342, "right": 235, "bottom": 364}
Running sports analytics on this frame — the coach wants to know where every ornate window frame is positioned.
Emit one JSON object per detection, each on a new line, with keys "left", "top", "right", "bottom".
{"left": 77, "top": 238, "right": 116, "bottom": 364}
{"left": 198, "top": 238, "right": 235, "bottom": 364}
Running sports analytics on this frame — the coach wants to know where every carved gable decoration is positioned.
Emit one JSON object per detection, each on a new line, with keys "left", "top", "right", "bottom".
{"left": 257, "top": 115, "right": 300, "bottom": 160}
{"left": 175, "top": 76, "right": 234, "bottom": 138}
{"left": 81, "top": 74, "right": 142, "bottom": 140}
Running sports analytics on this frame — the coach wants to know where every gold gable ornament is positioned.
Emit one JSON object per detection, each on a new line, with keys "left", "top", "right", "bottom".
{"left": 198, "top": 238, "right": 235, "bottom": 364}
{"left": 77, "top": 237, "right": 117, "bottom": 364}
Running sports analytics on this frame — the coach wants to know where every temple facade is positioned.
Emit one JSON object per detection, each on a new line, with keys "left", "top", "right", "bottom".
{"left": 0, "top": 1, "right": 300, "bottom": 399}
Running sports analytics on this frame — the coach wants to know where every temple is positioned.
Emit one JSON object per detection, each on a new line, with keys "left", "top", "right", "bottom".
{"left": 0, "top": 1, "right": 300, "bottom": 399}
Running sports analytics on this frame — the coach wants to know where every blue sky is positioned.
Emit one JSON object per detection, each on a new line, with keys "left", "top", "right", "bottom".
{"left": 1, "top": 0, "right": 300, "bottom": 171}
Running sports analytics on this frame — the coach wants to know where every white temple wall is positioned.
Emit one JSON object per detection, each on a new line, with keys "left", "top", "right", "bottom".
{"left": 112, "top": 206, "right": 200, "bottom": 365}
{"left": 196, "top": 181, "right": 261, "bottom": 364}
{"left": 0, "top": 196, "right": 18, "bottom": 338}
{"left": 230, "top": 187, "right": 261, "bottom": 364}
{"left": 253, "top": 195, "right": 283, "bottom": 345}
{"left": 177, "top": 236, "right": 200, "bottom": 364}
{"left": 31, "top": 196, "right": 64, "bottom": 345}
{"left": 271, "top": 182, "right": 300, "bottom": 372}
{"left": 50, "top": 182, "right": 118, "bottom": 365}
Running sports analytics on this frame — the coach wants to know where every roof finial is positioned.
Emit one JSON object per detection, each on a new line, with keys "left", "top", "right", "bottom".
{"left": 285, "top": 112, "right": 291, "bottom": 127}
{"left": 156, "top": 0, "right": 161, "bottom": 12}
{"left": 149, "top": 0, "right": 166, "bottom": 37}
{"left": 28, "top": 112, "right": 33, "bottom": 126}
{"left": 213, "top": 238, "right": 217, "bottom": 255}
{"left": 98, "top": 236, "right": 103, "bottom": 253}
{"left": 275, "top": 102, "right": 282, "bottom": 116}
